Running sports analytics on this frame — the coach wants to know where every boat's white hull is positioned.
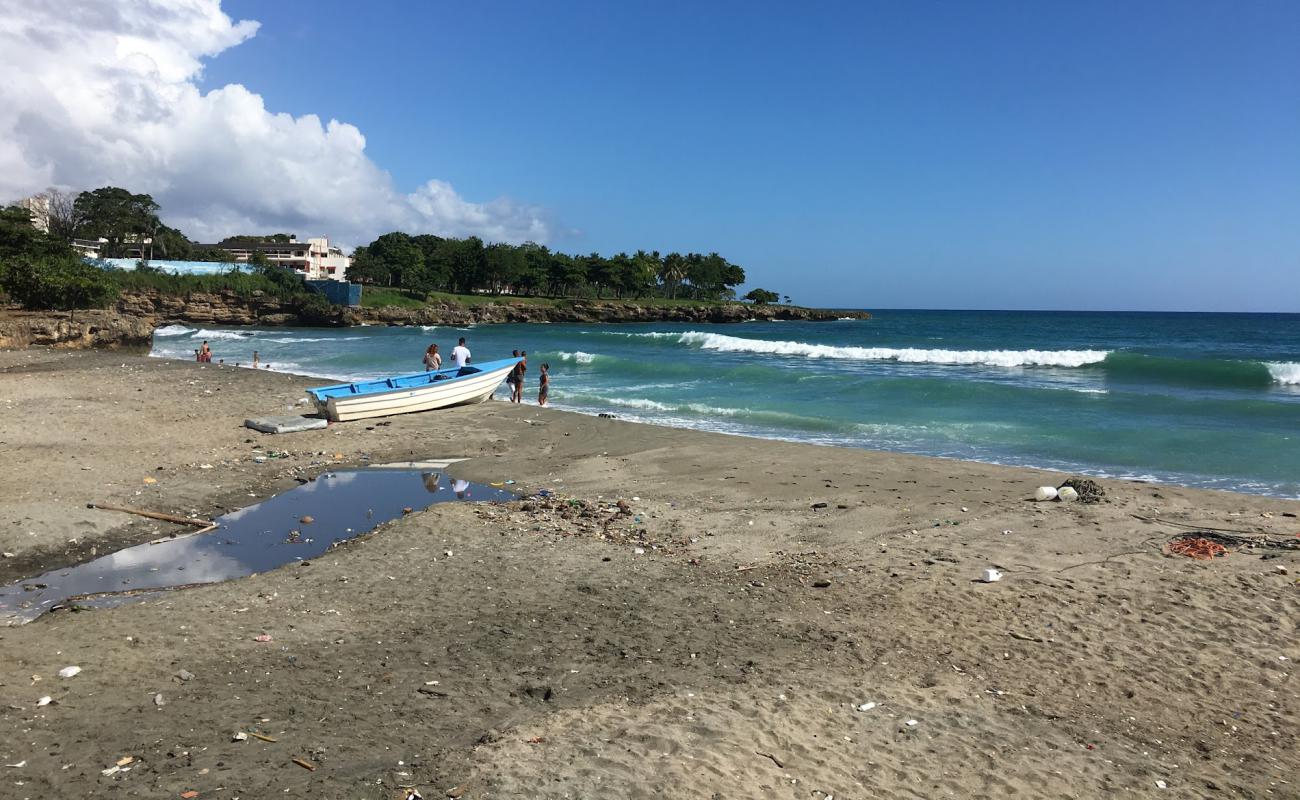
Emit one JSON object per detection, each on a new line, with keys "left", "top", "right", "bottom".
{"left": 319, "top": 363, "right": 514, "bottom": 422}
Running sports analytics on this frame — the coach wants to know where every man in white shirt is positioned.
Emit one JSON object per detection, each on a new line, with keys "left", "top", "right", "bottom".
{"left": 451, "top": 337, "right": 471, "bottom": 369}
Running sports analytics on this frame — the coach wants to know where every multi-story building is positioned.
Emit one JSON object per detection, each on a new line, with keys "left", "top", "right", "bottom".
{"left": 206, "top": 236, "right": 350, "bottom": 281}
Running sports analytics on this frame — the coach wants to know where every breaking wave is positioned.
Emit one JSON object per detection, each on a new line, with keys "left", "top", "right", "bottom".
{"left": 153, "top": 324, "right": 194, "bottom": 337}
{"left": 1267, "top": 362, "right": 1300, "bottom": 385}
{"left": 188, "top": 328, "right": 254, "bottom": 341}
{"left": 555, "top": 351, "right": 600, "bottom": 364}
{"left": 635, "top": 331, "right": 1110, "bottom": 368}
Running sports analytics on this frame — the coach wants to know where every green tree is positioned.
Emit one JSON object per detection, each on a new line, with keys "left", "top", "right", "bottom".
{"left": 743, "top": 288, "right": 779, "bottom": 304}
{"left": 1, "top": 206, "right": 117, "bottom": 311}
{"left": 412, "top": 234, "right": 451, "bottom": 291}
{"left": 659, "top": 252, "right": 687, "bottom": 299}
{"left": 448, "top": 236, "right": 487, "bottom": 293}
{"left": 366, "top": 231, "right": 425, "bottom": 293}
{"left": 72, "top": 187, "right": 161, "bottom": 258}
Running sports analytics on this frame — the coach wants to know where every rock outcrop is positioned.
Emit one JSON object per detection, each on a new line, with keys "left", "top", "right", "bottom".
{"left": 2, "top": 291, "right": 868, "bottom": 350}
{"left": 0, "top": 308, "right": 155, "bottom": 350}
{"left": 344, "top": 300, "right": 866, "bottom": 327}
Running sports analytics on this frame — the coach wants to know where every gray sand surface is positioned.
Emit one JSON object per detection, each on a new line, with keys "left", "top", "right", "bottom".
{"left": 0, "top": 349, "right": 1296, "bottom": 798}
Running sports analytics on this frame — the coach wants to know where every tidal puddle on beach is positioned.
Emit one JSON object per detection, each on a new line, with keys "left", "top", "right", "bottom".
{"left": 0, "top": 469, "right": 514, "bottom": 625}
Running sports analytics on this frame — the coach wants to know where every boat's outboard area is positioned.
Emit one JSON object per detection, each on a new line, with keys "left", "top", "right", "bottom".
{"left": 0, "top": 470, "right": 514, "bottom": 625}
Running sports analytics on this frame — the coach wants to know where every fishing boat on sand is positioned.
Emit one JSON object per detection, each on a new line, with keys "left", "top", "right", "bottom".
{"left": 306, "top": 357, "right": 521, "bottom": 422}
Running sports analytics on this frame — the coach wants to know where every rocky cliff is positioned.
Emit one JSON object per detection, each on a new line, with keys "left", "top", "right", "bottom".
{"left": 0, "top": 308, "right": 155, "bottom": 350}
{"left": 2, "top": 290, "right": 867, "bottom": 350}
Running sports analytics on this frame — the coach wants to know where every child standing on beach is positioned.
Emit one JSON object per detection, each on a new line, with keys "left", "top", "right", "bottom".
{"left": 538, "top": 363, "right": 549, "bottom": 406}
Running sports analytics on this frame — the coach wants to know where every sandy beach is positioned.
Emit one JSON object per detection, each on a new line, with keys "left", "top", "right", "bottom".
{"left": 1, "top": 348, "right": 1296, "bottom": 799}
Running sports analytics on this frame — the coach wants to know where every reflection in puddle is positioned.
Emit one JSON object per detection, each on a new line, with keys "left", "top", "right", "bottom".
{"left": 0, "top": 470, "right": 514, "bottom": 624}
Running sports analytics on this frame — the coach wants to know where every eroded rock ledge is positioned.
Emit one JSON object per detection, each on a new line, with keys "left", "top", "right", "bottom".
{"left": 3, "top": 291, "right": 868, "bottom": 349}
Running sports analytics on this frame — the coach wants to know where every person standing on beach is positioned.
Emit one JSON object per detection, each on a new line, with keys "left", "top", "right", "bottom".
{"left": 511, "top": 351, "right": 528, "bottom": 403}
{"left": 199, "top": 340, "right": 212, "bottom": 363}
{"left": 424, "top": 343, "right": 441, "bottom": 371}
{"left": 538, "top": 362, "right": 550, "bottom": 406}
{"left": 506, "top": 350, "right": 521, "bottom": 400}
{"left": 252, "top": 350, "right": 260, "bottom": 369}
{"left": 451, "top": 337, "right": 471, "bottom": 369}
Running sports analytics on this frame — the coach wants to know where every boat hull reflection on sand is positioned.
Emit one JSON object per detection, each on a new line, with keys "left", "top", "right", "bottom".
{"left": 306, "top": 357, "right": 521, "bottom": 422}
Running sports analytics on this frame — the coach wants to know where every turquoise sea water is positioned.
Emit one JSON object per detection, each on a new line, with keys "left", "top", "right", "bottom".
{"left": 151, "top": 311, "right": 1300, "bottom": 498}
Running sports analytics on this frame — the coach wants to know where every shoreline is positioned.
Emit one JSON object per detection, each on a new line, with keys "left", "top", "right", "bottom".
{"left": 1, "top": 349, "right": 1297, "bottom": 797}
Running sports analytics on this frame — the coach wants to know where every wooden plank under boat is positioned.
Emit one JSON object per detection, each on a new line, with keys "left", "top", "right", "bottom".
{"left": 305, "top": 357, "right": 521, "bottom": 422}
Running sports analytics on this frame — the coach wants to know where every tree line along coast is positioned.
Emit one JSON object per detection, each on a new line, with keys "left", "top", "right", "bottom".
{"left": 1, "top": 186, "right": 791, "bottom": 315}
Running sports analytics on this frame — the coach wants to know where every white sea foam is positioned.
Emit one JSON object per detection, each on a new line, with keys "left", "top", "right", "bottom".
{"left": 636, "top": 331, "right": 1110, "bottom": 367}
{"left": 189, "top": 328, "right": 253, "bottom": 341}
{"left": 556, "top": 351, "right": 599, "bottom": 364}
{"left": 261, "top": 335, "right": 364, "bottom": 344}
{"left": 153, "top": 324, "right": 193, "bottom": 337}
{"left": 420, "top": 325, "right": 439, "bottom": 332}
{"left": 1266, "top": 362, "right": 1300, "bottom": 385}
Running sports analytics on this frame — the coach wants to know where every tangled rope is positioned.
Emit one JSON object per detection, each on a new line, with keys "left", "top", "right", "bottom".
{"left": 1166, "top": 536, "right": 1229, "bottom": 560}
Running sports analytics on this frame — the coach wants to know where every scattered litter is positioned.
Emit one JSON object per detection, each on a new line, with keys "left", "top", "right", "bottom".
{"left": 633, "top": 547, "right": 645, "bottom": 555}
{"left": 299, "top": 516, "right": 314, "bottom": 525}
{"left": 101, "top": 765, "right": 120, "bottom": 777}
{"left": 143, "top": 477, "right": 157, "bottom": 485}
{"left": 116, "top": 756, "right": 134, "bottom": 767}
{"left": 905, "top": 719, "right": 918, "bottom": 726}
{"left": 1033, "top": 486, "right": 1058, "bottom": 502}
{"left": 248, "top": 732, "right": 277, "bottom": 742}
{"left": 232, "top": 732, "right": 248, "bottom": 742}
{"left": 981, "top": 568, "right": 1003, "bottom": 583}
{"left": 4, "top": 761, "right": 25, "bottom": 768}
{"left": 291, "top": 757, "right": 316, "bottom": 772}
{"left": 57, "top": 666, "right": 81, "bottom": 678}
{"left": 402, "top": 791, "right": 423, "bottom": 800}
{"left": 36, "top": 696, "right": 52, "bottom": 707}
{"left": 1059, "top": 477, "right": 1105, "bottom": 503}
{"left": 2, "top": 552, "right": 14, "bottom": 558}
{"left": 244, "top": 416, "right": 327, "bottom": 434}
{"left": 1156, "top": 780, "right": 1167, "bottom": 789}
{"left": 856, "top": 702, "right": 877, "bottom": 712}
{"left": 960, "top": 506, "right": 969, "bottom": 512}
{"left": 198, "top": 464, "right": 214, "bottom": 470}
{"left": 253, "top": 634, "right": 273, "bottom": 642}
{"left": 1057, "top": 486, "right": 1079, "bottom": 502}
{"left": 181, "top": 791, "right": 200, "bottom": 798}
{"left": 811, "top": 579, "right": 832, "bottom": 588}
{"left": 153, "top": 693, "right": 166, "bottom": 707}
{"left": 174, "top": 669, "right": 195, "bottom": 682}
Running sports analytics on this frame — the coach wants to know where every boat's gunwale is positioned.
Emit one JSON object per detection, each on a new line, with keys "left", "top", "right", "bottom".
{"left": 306, "top": 357, "right": 521, "bottom": 403}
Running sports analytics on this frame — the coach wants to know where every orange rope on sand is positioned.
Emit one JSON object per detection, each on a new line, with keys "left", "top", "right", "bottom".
{"left": 1167, "top": 536, "right": 1229, "bottom": 560}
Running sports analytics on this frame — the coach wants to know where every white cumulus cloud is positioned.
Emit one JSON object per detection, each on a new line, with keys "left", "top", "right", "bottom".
{"left": 0, "top": 0, "right": 552, "bottom": 246}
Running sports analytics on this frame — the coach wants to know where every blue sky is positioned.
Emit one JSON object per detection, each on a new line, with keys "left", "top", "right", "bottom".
{"left": 204, "top": 1, "right": 1298, "bottom": 311}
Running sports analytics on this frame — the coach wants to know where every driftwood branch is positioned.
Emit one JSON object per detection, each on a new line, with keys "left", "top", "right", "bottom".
{"left": 87, "top": 502, "right": 213, "bottom": 527}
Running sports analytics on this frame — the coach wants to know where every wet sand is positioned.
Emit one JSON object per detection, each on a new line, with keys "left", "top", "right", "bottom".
{"left": 0, "top": 349, "right": 1296, "bottom": 799}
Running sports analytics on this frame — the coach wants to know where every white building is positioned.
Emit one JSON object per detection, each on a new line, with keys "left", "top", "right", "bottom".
{"left": 212, "top": 236, "right": 350, "bottom": 281}
{"left": 17, "top": 194, "right": 51, "bottom": 232}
